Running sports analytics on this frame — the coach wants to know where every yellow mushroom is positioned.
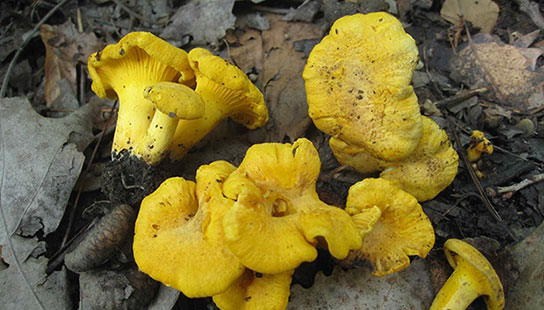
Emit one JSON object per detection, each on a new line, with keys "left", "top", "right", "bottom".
{"left": 212, "top": 269, "right": 294, "bottom": 310}
{"left": 221, "top": 138, "right": 362, "bottom": 274}
{"left": 467, "top": 130, "right": 494, "bottom": 162}
{"left": 135, "top": 82, "right": 205, "bottom": 164}
{"left": 168, "top": 48, "right": 269, "bottom": 160}
{"left": 430, "top": 239, "right": 505, "bottom": 310}
{"left": 133, "top": 164, "right": 244, "bottom": 297}
{"left": 88, "top": 32, "right": 198, "bottom": 163}
{"left": 343, "top": 178, "right": 435, "bottom": 276}
{"left": 303, "top": 12, "right": 423, "bottom": 161}
{"left": 330, "top": 116, "right": 459, "bottom": 201}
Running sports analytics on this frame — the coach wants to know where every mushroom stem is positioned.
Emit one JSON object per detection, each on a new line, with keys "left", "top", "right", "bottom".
{"left": 430, "top": 260, "right": 488, "bottom": 310}
{"left": 135, "top": 111, "right": 178, "bottom": 164}
{"left": 169, "top": 78, "right": 250, "bottom": 159}
{"left": 114, "top": 85, "right": 156, "bottom": 153}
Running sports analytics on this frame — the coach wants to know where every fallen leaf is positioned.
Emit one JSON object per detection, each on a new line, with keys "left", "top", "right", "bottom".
{"left": 40, "top": 21, "right": 102, "bottom": 107}
{"left": 227, "top": 14, "right": 323, "bottom": 142}
{"left": 498, "top": 222, "right": 544, "bottom": 309}
{"left": 450, "top": 33, "right": 544, "bottom": 110}
{"left": 440, "top": 0, "right": 499, "bottom": 33}
{"left": 0, "top": 97, "right": 97, "bottom": 309}
{"left": 0, "top": 235, "right": 71, "bottom": 309}
{"left": 161, "top": 0, "right": 236, "bottom": 45}
{"left": 288, "top": 259, "right": 434, "bottom": 309}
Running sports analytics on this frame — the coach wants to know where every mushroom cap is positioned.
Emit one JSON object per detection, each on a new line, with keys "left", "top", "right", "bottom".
{"left": 88, "top": 32, "right": 194, "bottom": 99}
{"left": 222, "top": 138, "right": 362, "bottom": 274}
{"left": 212, "top": 269, "right": 294, "bottom": 310}
{"left": 329, "top": 137, "right": 386, "bottom": 174}
{"left": 143, "top": 82, "right": 204, "bottom": 120}
{"left": 343, "top": 178, "right": 435, "bottom": 276}
{"left": 331, "top": 116, "right": 459, "bottom": 201}
{"left": 188, "top": 47, "right": 268, "bottom": 129}
{"left": 379, "top": 116, "right": 459, "bottom": 201}
{"left": 303, "top": 12, "right": 422, "bottom": 161}
{"left": 133, "top": 177, "right": 244, "bottom": 298}
{"left": 443, "top": 239, "right": 505, "bottom": 310}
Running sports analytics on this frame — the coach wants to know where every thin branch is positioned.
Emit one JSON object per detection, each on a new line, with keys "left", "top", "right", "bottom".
{"left": 0, "top": 0, "right": 71, "bottom": 98}
{"left": 435, "top": 87, "right": 489, "bottom": 109}
{"left": 448, "top": 117, "right": 517, "bottom": 241}
{"left": 61, "top": 100, "right": 117, "bottom": 248}
{"left": 497, "top": 173, "right": 544, "bottom": 194}
{"left": 515, "top": 0, "right": 544, "bottom": 30}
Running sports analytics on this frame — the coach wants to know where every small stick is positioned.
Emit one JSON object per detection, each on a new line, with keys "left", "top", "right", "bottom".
{"left": 435, "top": 87, "right": 489, "bottom": 109}
{"left": 448, "top": 117, "right": 517, "bottom": 241}
{"left": 496, "top": 173, "right": 544, "bottom": 194}
{"left": 0, "top": 0, "right": 71, "bottom": 98}
{"left": 515, "top": 0, "right": 544, "bottom": 30}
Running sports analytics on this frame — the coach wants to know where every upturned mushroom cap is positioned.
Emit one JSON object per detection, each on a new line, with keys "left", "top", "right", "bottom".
{"left": 87, "top": 32, "right": 195, "bottom": 154}
{"left": 430, "top": 239, "right": 505, "bottom": 310}
{"left": 303, "top": 12, "right": 422, "bottom": 161}
{"left": 331, "top": 116, "right": 459, "bottom": 201}
{"left": 222, "top": 138, "right": 362, "bottom": 274}
{"left": 133, "top": 177, "right": 244, "bottom": 298}
{"left": 212, "top": 269, "right": 294, "bottom": 310}
{"left": 168, "top": 48, "right": 269, "bottom": 160}
{"left": 143, "top": 82, "right": 204, "bottom": 120}
{"left": 343, "top": 178, "right": 435, "bottom": 276}
{"left": 188, "top": 47, "right": 268, "bottom": 129}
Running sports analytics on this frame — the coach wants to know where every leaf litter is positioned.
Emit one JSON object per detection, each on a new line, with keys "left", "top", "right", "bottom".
{"left": 0, "top": 0, "right": 544, "bottom": 309}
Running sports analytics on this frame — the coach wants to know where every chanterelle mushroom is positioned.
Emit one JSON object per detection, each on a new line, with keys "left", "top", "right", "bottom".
{"left": 330, "top": 116, "right": 459, "bottom": 201}
{"left": 133, "top": 163, "right": 244, "bottom": 297}
{"left": 212, "top": 269, "right": 294, "bottom": 310}
{"left": 88, "top": 32, "right": 199, "bottom": 164}
{"left": 343, "top": 178, "right": 435, "bottom": 276}
{"left": 467, "top": 130, "right": 493, "bottom": 162}
{"left": 221, "top": 138, "right": 362, "bottom": 274}
{"left": 168, "top": 47, "right": 269, "bottom": 160}
{"left": 430, "top": 239, "right": 505, "bottom": 310}
{"left": 303, "top": 12, "right": 422, "bottom": 161}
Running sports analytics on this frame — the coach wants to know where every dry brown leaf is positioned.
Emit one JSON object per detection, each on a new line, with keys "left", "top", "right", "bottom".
{"left": 227, "top": 14, "right": 323, "bottom": 142}
{"left": 40, "top": 21, "right": 102, "bottom": 107}
{"left": 450, "top": 34, "right": 544, "bottom": 110}
{"left": 441, "top": 0, "right": 499, "bottom": 33}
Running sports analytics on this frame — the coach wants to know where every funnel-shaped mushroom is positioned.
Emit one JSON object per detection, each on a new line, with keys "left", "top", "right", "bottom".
{"left": 430, "top": 239, "right": 505, "bottom": 310}
{"left": 330, "top": 116, "right": 459, "bottom": 201}
{"left": 303, "top": 12, "right": 422, "bottom": 161}
{"left": 133, "top": 173, "right": 244, "bottom": 297}
{"left": 88, "top": 32, "right": 198, "bottom": 163}
{"left": 168, "top": 48, "right": 269, "bottom": 160}
{"left": 213, "top": 269, "right": 294, "bottom": 310}
{"left": 222, "top": 138, "right": 362, "bottom": 274}
{"left": 343, "top": 178, "right": 435, "bottom": 276}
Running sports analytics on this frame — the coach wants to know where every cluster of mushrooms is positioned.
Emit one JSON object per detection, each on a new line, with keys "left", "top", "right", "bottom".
{"left": 87, "top": 11, "right": 505, "bottom": 310}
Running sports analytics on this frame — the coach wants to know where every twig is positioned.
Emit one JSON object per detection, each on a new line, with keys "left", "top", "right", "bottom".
{"left": 61, "top": 100, "right": 117, "bottom": 248}
{"left": 496, "top": 173, "right": 544, "bottom": 194}
{"left": 0, "top": 0, "right": 71, "bottom": 99}
{"left": 121, "top": 173, "right": 145, "bottom": 190}
{"left": 249, "top": 4, "right": 292, "bottom": 15}
{"left": 435, "top": 87, "right": 489, "bottom": 109}
{"left": 515, "top": 0, "right": 544, "bottom": 30}
{"left": 448, "top": 117, "right": 517, "bottom": 241}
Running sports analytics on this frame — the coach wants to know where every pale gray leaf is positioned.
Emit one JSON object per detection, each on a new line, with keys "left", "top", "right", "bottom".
{"left": 288, "top": 259, "right": 434, "bottom": 309}
{"left": 161, "top": 0, "right": 236, "bottom": 45}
